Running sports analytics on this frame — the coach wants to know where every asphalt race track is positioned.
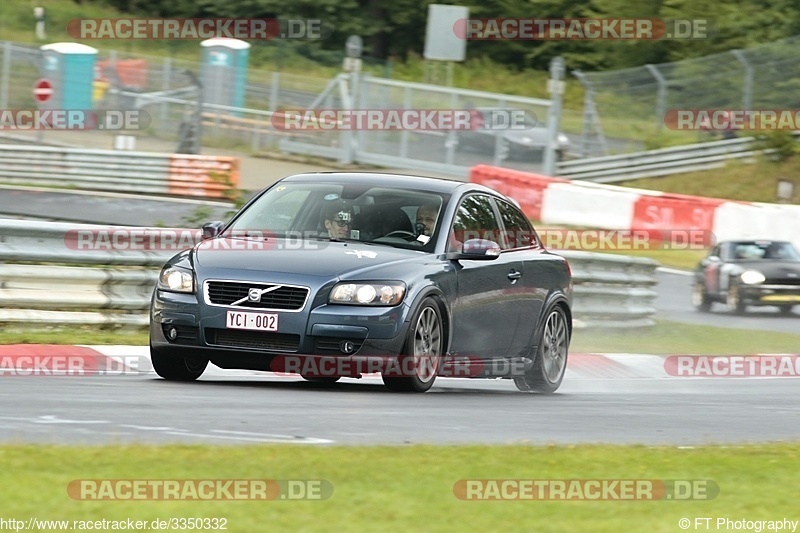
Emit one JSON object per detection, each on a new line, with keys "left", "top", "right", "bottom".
{"left": 2, "top": 371, "right": 800, "bottom": 446}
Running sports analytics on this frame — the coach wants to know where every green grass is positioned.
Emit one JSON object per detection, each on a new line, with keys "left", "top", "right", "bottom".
{"left": 1, "top": 444, "right": 799, "bottom": 532}
{"left": 596, "top": 248, "right": 705, "bottom": 271}
{"left": 618, "top": 156, "right": 800, "bottom": 204}
{"left": 0, "top": 326, "right": 149, "bottom": 345}
{"left": 572, "top": 319, "right": 800, "bottom": 355}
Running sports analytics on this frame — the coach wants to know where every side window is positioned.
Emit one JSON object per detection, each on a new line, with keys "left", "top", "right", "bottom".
{"left": 450, "top": 195, "right": 501, "bottom": 251}
{"left": 496, "top": 200, "right": 537, "bottom": 250}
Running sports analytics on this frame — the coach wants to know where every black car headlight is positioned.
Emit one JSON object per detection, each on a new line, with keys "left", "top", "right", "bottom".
{"left": 158, "top": 265, "right": 195, "bottom": 293}
{"left": 329, "top": 282, "right": 406, "bottom": 306}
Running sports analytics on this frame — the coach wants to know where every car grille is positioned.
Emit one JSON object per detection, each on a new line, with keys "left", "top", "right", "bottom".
{"left": 766, "top": 277, "right": 800, "bottom": 286}
{"left": 206, "top": 328, "right": 301, "bottom": 352}
{"left": 206, "top": 281, "right": 309, "bottom": 310}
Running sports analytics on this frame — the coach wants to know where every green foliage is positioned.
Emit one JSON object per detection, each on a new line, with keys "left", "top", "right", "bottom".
{"left": 754, "top": 130, "right": 799, "bottom": 162}
{"left": 78, "top": 0, "right": 800, "bottom": 74}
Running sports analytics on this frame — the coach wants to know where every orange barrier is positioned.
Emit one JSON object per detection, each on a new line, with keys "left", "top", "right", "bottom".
{"left": 469, "top": 164, "right": 568, "bottom": 220}
{"left": 167, "top": 155, "right": 240, "bottom": 199}
{"left": 96, "top": 59, "right": 148, "bottom": 89}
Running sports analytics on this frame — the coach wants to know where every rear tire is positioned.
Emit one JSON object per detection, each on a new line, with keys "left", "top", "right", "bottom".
{"left": 382, "top": 298, "right": 443, "bottom": 393}
{"left": 778, "top": 305, "right": 795, "bottom": 316}
{"left": 514, "top": 305, "right": 570, "bottom": 393}
{"left": 151, "top": 345, "right": 208, "bottom": 381}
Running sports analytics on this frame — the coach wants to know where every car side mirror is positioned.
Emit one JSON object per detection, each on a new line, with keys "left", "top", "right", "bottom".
{"left": 448, "top": 238, "right": 501, "bottom": 261}
{"left": 707, "top": 255, "right": 720, "bottom": 262}
{"left": 201, "top": 221, "right": 225, "bottom": 240}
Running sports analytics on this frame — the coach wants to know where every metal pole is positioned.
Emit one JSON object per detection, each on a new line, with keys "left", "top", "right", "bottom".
{"left": 573, "top": 70, "right": 590, "bottom": 158}
{"left": 543, "top": 56, "right": 565, "bottom": 177}
{"left": 731, "top": 49, "right": 753, "bottom": 110}
{"left": 160, "top": 57, "right": 171, "bottom": 123}
{"left": 645, "top": 64, "right": 666, "bottom": 132}
{"left": 0, "top": 42, "right": 11, "bottom": 110}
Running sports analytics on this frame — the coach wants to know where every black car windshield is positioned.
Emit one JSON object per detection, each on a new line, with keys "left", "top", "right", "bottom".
{"left": 224, "top": 182, "right": 449, "bottom": 251}
{"left": 732, "top": 241, "right": 800, "bottom": 260}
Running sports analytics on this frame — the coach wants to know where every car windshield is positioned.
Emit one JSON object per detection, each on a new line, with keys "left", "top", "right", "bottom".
{"left": 732, "top": 241, "right": 800, "bottom": 260}
{"left": 224, "top": 181, "right": 448, "bottom": 251}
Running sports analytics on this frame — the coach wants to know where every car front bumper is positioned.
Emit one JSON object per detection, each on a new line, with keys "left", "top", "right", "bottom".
{"left": 150, "top": 288, "right": 411, "bottom": 367}
{"left": 739, "top": 284, "right": 800, "bottom": 306}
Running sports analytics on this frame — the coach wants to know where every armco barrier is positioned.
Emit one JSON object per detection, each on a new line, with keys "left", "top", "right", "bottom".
{"left": 0, "top": 218, "right": 657, "bottom": 329}
{"left": 470, "top": 164, "right": 800, "bottom": 252}
{"left": 0, "top": 145, "right": 239, "bottom": 199}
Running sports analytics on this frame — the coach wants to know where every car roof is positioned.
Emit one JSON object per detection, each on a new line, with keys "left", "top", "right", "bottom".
{"left": 276, "top": 171, "right": 502, "bottom": 196}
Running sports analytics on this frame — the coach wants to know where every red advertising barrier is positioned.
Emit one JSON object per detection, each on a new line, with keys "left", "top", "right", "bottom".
{"left": 632, "top": 193, "right": 724, "bottom": 246}
{"left": 470, "top": 164, "right": 567, "bottom": 220}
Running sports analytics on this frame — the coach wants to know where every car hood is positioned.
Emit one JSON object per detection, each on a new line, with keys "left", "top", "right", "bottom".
{"left": 192, "top": 237, "right": 427, "bottom": 278}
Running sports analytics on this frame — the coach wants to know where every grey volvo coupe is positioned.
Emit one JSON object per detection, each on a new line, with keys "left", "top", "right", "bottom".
{"left": 150, "top": 172, "right": 572, "bottom": 393}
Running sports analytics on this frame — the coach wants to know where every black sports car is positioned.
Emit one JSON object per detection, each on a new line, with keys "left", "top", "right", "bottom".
{"left": 150, "top": 172, "right": 573, "bottom": 393}
{"left": 692, "top": 240, "right": 800, "bottom": 315}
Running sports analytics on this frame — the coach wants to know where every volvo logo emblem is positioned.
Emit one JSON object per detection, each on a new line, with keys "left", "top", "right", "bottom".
{"left": 248, "top": 288, "right": 262, "bottom": 302}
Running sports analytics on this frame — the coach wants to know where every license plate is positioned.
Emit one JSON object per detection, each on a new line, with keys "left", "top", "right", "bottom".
{"left": 226, "top": 310, "right": 278, "bottom": 331}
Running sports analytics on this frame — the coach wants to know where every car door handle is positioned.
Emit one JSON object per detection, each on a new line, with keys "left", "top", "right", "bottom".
{"left": 507, "top": 270, "right": 522, "bottom": 281}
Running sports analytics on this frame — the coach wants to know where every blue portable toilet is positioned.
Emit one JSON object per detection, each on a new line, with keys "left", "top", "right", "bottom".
{"left": 200, "top": 38, "right": 250, "bottom": 112}
{"left": 39, "top": 42, "right": 97, "bottom": 111}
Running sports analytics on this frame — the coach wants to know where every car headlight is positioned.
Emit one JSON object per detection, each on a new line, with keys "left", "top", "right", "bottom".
{"left": 557, "top": 133, "right": 570, "bottom": 145}
{"left": 520, "top": 136, "right": 533, "bottom": 144}
{"left": 329, "top": 282, "right": 406, "bottom": 306}
{"left": 158, "top": 265, "right": 194, "bottom": 293}
{"left": 740, "top": 270, "right": 766, "bottom": 284}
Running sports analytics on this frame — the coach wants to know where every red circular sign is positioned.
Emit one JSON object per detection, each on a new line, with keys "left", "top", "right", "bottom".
{"left": 33, "top": 79, "right": 53, "bottom": 103}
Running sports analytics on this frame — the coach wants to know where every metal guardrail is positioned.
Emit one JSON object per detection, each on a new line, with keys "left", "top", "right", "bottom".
{"left": 558, "top": 250, "right": 659, "bottom": 328}
{"left": 0, "top": 144, "right": 240, "bottom": 199}
{"left": 0, "top": 219, "right": 659, "bottom": 329}
{"left": 556, "top": 136, "right": 771, "bottom": 183}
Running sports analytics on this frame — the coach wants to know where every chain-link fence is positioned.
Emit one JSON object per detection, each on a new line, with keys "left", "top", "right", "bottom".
{"left": 0, "top": 41, "right": 356, "bottom": 153}
{"left": 574, "top": 34, "right": 800, "bottom": 157}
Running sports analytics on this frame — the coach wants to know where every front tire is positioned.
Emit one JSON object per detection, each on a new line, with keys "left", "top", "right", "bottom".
{"left": 727, "top": 283, "right": 746, "bottom": 315}
{"left": 383, "top": 298, "right": 443, "bottom": 393}
{"left": 692, "top": 281, "right": 712, "bottom": 312}
{"left": 151, "top": 345, "right": 208, "bottom": 381}
{"left": 515, "top": 305, "right": 570, "bottom": 393}
{"left": 778, "top": 305, "right": 795, "bottom": 316}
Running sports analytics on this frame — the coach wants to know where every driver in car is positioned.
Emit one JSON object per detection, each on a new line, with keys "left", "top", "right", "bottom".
{"left": 321, "top": 200, "right": 354, "bottom": 239}
{"left": 415, "top": 202, "right": 440, "bottom": 237}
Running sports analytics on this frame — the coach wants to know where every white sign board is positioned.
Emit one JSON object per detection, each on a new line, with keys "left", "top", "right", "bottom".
{"left": 423, "top": 4, "right": 468, "bottom": 62}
